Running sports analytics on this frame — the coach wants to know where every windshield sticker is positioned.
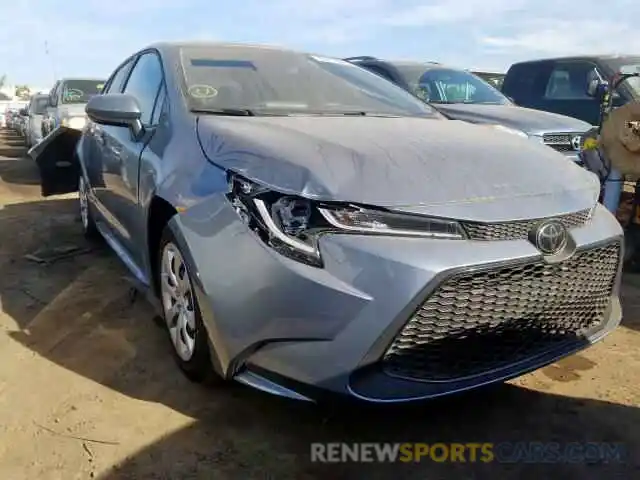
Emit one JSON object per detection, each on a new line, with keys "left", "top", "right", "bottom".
{"left": 188, "top": 85, "right": 219, "bottom": 99}
{"left": 190, "top": 59, "right": 256, "bottom": 70}
{"left": 63, "top": 88, "right": 84, "bottom": 100}
{"left": 97, "top": 83, "right": 104, "bottom": 91}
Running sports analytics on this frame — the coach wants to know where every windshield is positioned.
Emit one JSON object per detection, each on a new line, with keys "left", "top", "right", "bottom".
{"left": 31, "top": 97, "right": 48, "bottom": 114}
{"left": 626, "top": 77, "right": 640, "bottom": 96}
{"left": 180, "top": 47, "right": 441, "bottom": 117}
{"left": 606, "top": 57, "right": 640, "bottom": 97}
{"left": 393, "top": 64, "right": 510, "bottom": 105}
{"left": 472, "top": 72, "right": 505, "bottom": 89}
{"left": 60, "top": 79, "right": 105, "bottom": 104}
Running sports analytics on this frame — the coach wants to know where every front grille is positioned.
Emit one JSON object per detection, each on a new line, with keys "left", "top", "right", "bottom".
{"left": 543, "top": 132, "right": 576, "bottom": 153}
{"left": 462, "top": 209, "right": 591, "bottom": 241}
{"left": 383, "top": 242, "right": 620, "bottom": 382}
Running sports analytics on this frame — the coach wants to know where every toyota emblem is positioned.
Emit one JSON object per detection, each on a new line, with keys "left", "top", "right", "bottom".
{"left": 571, "top": 135, "right": 582, "bottom": 151}
{"left": 533, "top": 220, "right": 568, "bottom": 255}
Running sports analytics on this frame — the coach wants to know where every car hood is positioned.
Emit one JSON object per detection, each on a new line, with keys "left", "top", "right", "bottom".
{"left": 433, "top": 104, "right": 592, "bottom": 135}
{"left": 196, "top": 115, "right": 599, "bottom": 222}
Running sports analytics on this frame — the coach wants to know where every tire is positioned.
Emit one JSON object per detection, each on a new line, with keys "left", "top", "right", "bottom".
{"left": 158, "top": 226, "right": 219, "bottom": 384}
{"left": 78, "top": 175, "right": 100, "bottom": 240}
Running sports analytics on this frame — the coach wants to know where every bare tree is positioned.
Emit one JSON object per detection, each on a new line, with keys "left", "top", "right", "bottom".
{"left": 15, "top": 85, "right": 31, "bottom": 100}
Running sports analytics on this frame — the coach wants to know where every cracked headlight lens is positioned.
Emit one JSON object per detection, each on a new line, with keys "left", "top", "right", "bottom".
{"left": 227, "top": 174, "right": 466, "bottom": 267}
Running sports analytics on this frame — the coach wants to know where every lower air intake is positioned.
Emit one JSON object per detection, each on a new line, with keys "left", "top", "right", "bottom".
{"left": 383, "top": 242, "right": 620, "bottom": 382}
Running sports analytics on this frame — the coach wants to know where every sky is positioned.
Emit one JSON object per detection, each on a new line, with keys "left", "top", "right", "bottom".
{"left": 2, "top": 0, "right": 640, "bottom": 87}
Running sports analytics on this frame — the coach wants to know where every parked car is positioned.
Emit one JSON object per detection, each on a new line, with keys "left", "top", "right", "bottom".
{"left": 16, "top": 106, "right": 29, "bottom": 137}
{"left": 502, "top": 55, "right": 640, "bottom": 126}
{"left": 25, "top": 93, "right": 50, "bottom": 147}
{"left": 41, "top": 78, "right": 106, "bottom": 137}
{"left": 472, "top": 71, "right": 505, "bottom": 89}
{"left": 32, "top": 42, "right": 623, "bottom": 403}
{"left": 345, "top": 56, "right": 591, "bottom": 162}
{"left": 4, "top": 109, "right": 18, "bottom": 129}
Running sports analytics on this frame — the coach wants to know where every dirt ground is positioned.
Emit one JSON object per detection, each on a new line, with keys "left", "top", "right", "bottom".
{"left": 0, "top": 128, "right": 638, "bottom": 480}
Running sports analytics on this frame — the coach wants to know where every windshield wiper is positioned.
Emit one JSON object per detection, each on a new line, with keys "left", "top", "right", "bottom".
{"left": 430, "top": 100, "right": 500, "bottom": 105}
{"left": 288, "top": 111, "right": 403, "bottom": 117}
{"left": 191, "top": 108, "right": 255, "bottom": 116}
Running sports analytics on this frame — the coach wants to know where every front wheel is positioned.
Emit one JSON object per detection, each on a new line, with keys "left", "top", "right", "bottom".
{"left": 78, "top": 175, "right": 100, "bottom": 240}
{"left": 158, "top": 227, "right": 220, "bottom": 384}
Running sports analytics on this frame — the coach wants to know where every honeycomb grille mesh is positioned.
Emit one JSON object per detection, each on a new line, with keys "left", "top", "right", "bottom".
{"left": 543, "top": 133, "right": 575, "bottom": 153}
{"left": 543, "top": 133, "right": 572, "bottom": 143}
{"left": 383, "top": 242, "right": 620, "bottom": 382}
{"left": 462, "top": 209, "right": 591, "bottom": 241}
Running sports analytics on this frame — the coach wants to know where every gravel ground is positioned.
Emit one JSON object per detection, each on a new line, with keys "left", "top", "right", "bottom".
{"left": 0, "top": 128, "right": 637, "bottom": 479}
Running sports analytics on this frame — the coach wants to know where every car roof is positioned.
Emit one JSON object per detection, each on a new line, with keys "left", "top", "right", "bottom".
{"left": 148, "top": 41, "right": 306, "bottom": 57}
{"left": 346, "top": 57, "right": 467, "bottom": 71}
{"left": 347, "top": 57, "right": 439, "bottom": 66}
{"left": 509, "top": 54, "right": 640, "bottom": 66}
{"left": 58, "top": 77, "right": 106, "bottom": 82}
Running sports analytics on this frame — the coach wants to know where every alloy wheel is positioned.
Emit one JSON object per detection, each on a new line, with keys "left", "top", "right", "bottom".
{"left": 78, "top": 176, "right": 89, "bottom": 230}
{"left": 160, "top": 243, "right": 197, "bottom": 361}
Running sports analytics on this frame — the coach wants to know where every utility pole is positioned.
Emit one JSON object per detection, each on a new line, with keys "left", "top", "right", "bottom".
{"left": 44, "top": 40, "right": 57, "bottom": 83}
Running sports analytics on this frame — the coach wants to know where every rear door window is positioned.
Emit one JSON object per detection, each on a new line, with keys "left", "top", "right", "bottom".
{"left": 502, "top": 62, "right": 550, "bottom": 106}
{"left": 30, "top": 97, "right": 48, "bottom": 114}
{"left": 544, "top": 62, "right": 595, "bottom": 100}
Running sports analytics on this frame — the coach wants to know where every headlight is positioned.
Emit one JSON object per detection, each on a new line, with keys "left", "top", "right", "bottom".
{"left": 227, "top": 174, "right": 466, "bottom": 267}
{"left": 488, "top": 124, "right": 529, "bottom": 138}
{"left": 63, "top": 116, "right": 87, "bottom": 130}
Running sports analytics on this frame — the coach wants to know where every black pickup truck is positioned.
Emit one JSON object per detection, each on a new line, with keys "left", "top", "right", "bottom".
{"left": 502, "top": 55, "right": 640, "bottom": 125}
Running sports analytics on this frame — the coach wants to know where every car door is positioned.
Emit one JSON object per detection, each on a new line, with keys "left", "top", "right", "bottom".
{"left": 533, "top": 60, "right": 607, "bottom": 125}
{"left": 88, "top": 58, "right": 136, "bottom": 217}
{"left": 44, "top": 81, "right": 61, "bottom": 135}
{"left": 97, "top": 50, "right": 165, "bottom": 266}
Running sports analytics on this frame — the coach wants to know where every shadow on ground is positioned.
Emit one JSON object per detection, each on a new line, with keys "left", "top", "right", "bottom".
{"left": 97, "top": 387, "right": 637, "bottom": 479}
{"left": 620, "top": 277, "right": 640, "bottom": 333}
{"left": 0, "top": 157, "right": 41, "bottom": 186}
{"left": 0, "top": 128, "right": 26, "bottom": 158}
{"left": 0, "top": 198, "right": 111, "bottom": 329}
{"left": 0, "top": 129, "right": 39, "bottom": 186}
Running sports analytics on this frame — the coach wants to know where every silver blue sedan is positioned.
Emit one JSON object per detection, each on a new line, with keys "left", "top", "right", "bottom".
{"left": 33, "top": 42, "right": 624, "bottom": 403}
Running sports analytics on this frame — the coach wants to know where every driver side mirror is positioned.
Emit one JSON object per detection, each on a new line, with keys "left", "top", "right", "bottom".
{"left": 587, "top": 78, "right": 608, "bottom": 99}
{"left": 86, "top": 93, "right": 143, "bottom": 137}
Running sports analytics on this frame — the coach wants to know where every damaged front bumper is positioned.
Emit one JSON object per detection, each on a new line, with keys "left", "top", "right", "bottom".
{"left": 27, "top": 125, "right": 83, "bottom": 197}
{"left": 173, "top": 196, "right": 624, "bottom": 403}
